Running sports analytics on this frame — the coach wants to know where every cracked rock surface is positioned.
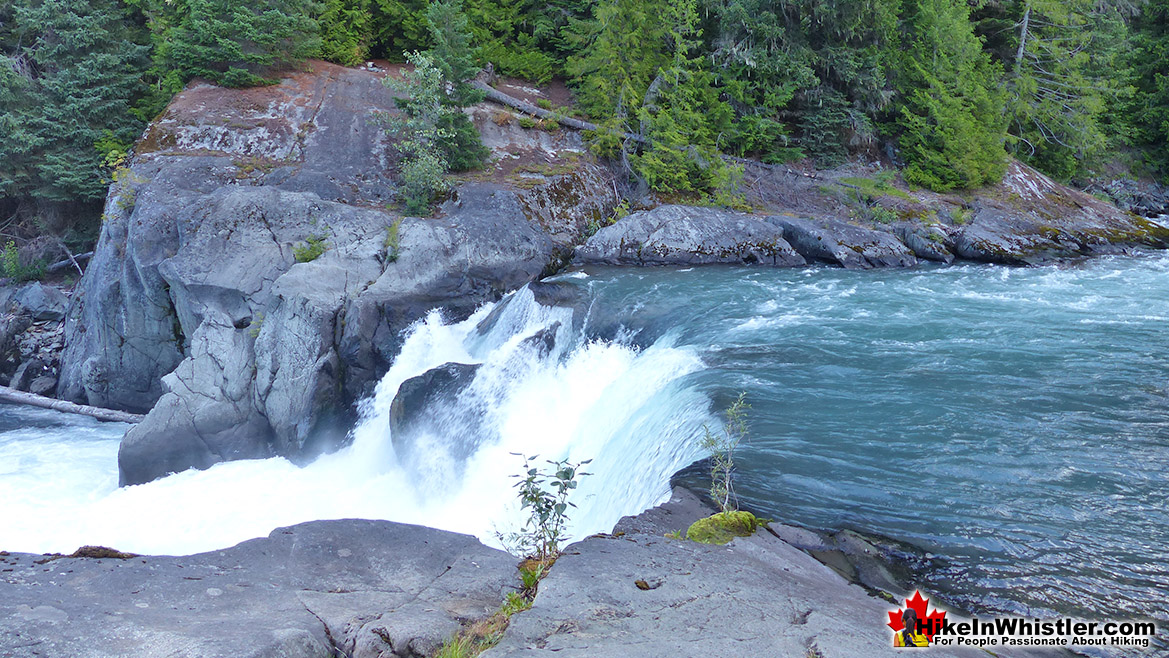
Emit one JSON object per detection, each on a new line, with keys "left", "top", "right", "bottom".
{"left": 482, "top": 488, "right": 1053, "bottom": 658}
{"left": 0, "top": 519, "right": 515, "bottom": 658}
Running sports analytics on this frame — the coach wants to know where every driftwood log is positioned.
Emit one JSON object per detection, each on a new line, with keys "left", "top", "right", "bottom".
{"left": 474, "top": 81, "right": 811, "bottom": 178}
{"left": 0, "top": 385, "right": 143, "bottom": 423}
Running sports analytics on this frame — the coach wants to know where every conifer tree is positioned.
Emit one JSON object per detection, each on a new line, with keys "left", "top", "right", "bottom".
{"left": 568, "top": 0, "right": 736, "bottom": 198}
{"left": 1, "top": 0, "right": 149, "bottom": 202}
{"left": 370, "top": 0, "right": 430, "bottom": 59}
{"left": 318, "top": 0, "right": 372, "bottom": 66}
{"left": 1129, "top": 0, "right": 1169, "bottom": 178}
{"left": 384, "top": 0, "right": 487, "bottom": 212}
{"left": 167, "top": 0, "right": 320, "bottom": 87}
{"left": 997, "top": 0, "right": 1133, "bottom": 180}
{"left": 896, "top": 0, "right": 1007, "bottom": 191}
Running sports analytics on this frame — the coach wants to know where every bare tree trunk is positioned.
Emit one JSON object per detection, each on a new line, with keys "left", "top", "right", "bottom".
{"left": 1015, "top": 4, "right": 1032, "bottom": 71}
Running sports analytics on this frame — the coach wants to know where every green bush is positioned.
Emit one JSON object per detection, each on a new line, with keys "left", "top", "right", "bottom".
{"left": 385, "top": 218, "right": 402, "bottom": 262}
{"left": 293, "top": 236, "right": 328, "bottom": 262}
{"left": 0, "top": 242, "right": 45, "bottom": 282}
{"left": 518, "top": 116, "right": 537, "bottom": 129}
{"left": 500, "top": 454, "right": 591, "bottom": 560}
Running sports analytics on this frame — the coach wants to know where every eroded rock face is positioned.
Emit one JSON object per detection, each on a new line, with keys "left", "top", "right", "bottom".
{"left": 576, "top": 205, "right": 805, "bottom": 267}
{"left": 60, "top": 62, "right": 612, "bottom": 485}
{"left": 0, "top": 519, "right": 516, "bottom": 658}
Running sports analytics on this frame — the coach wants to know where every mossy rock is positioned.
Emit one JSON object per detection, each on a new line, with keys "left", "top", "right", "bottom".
{"left": 686, "top": 511, "right": 759, "bottom": 545}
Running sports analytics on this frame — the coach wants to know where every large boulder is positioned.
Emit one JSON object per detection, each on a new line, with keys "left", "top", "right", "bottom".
{"left": 388, "top": 361, "right": 482, "bottom": 458}
{"left": 765, "top": 215, "right": 919, "bottom": 269}
{"left": 11, "top": 283, "right": 69, "bottom": 321}
{"left": 576, "top": 205, "right": 805, "bottom": 267}
{"left": 895, "top": 222, "right": 955, "bottom": 263}
{"left": 0, "top": 519, "right": 516, "bottom": 658}
{"left": 482, "top": 489, "right": 1002, "bottom": 658}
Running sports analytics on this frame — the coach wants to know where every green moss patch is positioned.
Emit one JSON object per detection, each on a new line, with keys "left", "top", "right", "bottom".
{"left": 686, "top": 511, "right": 759, "bottom": 545}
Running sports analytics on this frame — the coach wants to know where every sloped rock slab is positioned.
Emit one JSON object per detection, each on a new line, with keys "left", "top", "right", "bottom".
{"left": 0, "top": 519, "right": 515, "bottom": 658}
{"left": 576, "top": 205, "right": 805, "bottom": 267}
{"left": 484, "top": 490, "right": 1052, "bottom": 658}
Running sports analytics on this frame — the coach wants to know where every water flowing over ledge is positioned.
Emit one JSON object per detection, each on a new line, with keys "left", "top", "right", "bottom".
{"left": 1, "top": 285, "right": 711, "bottom": 556}
{"left": 3, "top": 253, "right": 1168, "bottom": 632}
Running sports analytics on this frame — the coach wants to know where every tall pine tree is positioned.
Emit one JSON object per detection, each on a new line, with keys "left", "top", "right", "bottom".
{"left": 166, "top": 0, "right": 320, "bottom": 87}
{"left": 895, "top": 0, "right": 1007, "bottom": 191}
{"left": 568, "top": 0, "right": 736, "bottom": 197}
{"left": 1, "top": 0, "right": 149, "bottom": 204}
{"left": 1129, "top": 0, "right": 1169, "bottom": 179}
{"left": 995, "top": 0, "right": 1133, "bottom": 180}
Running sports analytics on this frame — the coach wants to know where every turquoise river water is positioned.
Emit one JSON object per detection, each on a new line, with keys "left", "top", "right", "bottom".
{"left": 2, "top": 251, "right": 1167, "bottom": 644}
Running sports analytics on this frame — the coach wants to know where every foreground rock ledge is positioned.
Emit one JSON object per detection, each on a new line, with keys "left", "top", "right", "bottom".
{"left": 2, "top": 492, "right": 1059, "bottom": 658}
{"left": 0, "top": 520, "right": 516, "bottom": 658}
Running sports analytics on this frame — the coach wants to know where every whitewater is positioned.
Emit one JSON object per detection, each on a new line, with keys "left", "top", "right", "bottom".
{"left": 0, "top": 285, "right": 712, "bottom": 556}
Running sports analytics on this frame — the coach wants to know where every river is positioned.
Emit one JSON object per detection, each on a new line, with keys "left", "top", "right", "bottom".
{"left": 2, "top": 252, "right": 1166, "bottom": 638}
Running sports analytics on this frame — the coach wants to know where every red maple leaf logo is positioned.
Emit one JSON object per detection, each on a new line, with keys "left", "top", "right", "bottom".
{"left": 888, "top": 590, "right": 947, "bottom": 641}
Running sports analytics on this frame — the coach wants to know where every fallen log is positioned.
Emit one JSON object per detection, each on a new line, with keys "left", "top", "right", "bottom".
{"left": 46, "top": 251, "right": 93, "bottom": 274}
{"left": 472, "top": 80, "right": 646, "bottom": 143}
{"left": 474, "top": 81, "right": 797, "bottom": 175}
{"left": 0, "top": 385, "right": 143, "bottom": 423}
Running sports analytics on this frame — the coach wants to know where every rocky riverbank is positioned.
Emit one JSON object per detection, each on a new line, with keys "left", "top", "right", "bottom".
{"left": 0, "top": 488, "right": 1056, "bottom": 658}
{"left": 40, "top": 61, "right": 1167, "bottom": 488}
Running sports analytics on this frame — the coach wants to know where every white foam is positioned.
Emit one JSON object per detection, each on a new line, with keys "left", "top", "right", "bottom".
{"left": 1, "top": 287, "right": 711, "bottom": 556}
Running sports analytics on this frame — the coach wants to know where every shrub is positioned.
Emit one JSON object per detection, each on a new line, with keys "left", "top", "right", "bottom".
{"left": 536, "top": 98, "right": 553, "bottom": 110}
{"left": 385, "top": 218, "right": 402, "bottom": 262}
{"left": 500, "top": 454, "right": 590, "bottom": 560}
{"left": 518, "top": 116, "right": 537, "bottom": 129}
{"left": 293, "top": 236, "right": 328, "bottom": 262}
{"left": 0, "top": 241, "right": 45, "bottom": 282}
{"left": 699, "top": 393, "right": 749, "bottom": 514}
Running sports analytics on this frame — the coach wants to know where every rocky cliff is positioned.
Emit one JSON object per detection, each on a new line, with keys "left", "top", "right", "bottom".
{"left": 58, "top": 62, "right": 1168, "bottom": 487}
{"left": 58, "top": 61, "right": 613, "bottom": 485}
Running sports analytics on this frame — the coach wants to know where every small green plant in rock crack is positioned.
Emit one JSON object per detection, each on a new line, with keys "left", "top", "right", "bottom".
{"left": 384, "top": 218, "right": 402, "bottom": 263}
{"left": 498, "top": 453, "right": 591, "bottom": 560}
{"left": 293, "top": 235, "right": 328, "bottom": 263}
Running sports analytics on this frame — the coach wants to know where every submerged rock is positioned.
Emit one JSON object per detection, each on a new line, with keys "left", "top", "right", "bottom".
{"left": 575, "top": 205, "right": 806, "bottom": 267}
{"left": 389, "top": 361, "right": 482, "bottom": 456}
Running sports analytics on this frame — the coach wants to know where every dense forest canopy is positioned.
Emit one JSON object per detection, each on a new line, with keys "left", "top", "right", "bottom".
{"left": 1, "top": 0, "right": 1167, "bottom": 237}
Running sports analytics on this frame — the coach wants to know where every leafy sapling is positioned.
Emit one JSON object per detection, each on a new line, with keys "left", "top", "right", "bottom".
{"left": 500, "top": 453, "right": 591, "bottom": 561}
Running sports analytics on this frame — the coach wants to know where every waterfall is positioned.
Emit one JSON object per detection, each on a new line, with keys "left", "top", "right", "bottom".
{"left": 0, "top": 283, "right": 712, "bottom": 555}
